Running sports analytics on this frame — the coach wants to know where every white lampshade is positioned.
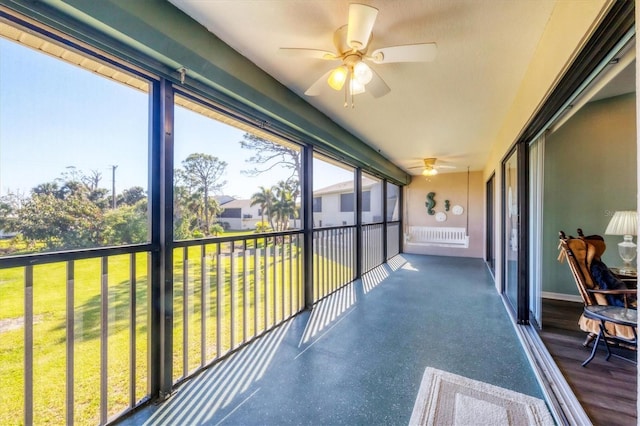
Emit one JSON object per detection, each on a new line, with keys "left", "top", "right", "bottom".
{"left": 605, "top": 210, "right": 638, "bottom": 274}
{"left": 605, "top": 211, "right": 638, "bottom": 236}
{"left": 327, "top": 66, "right": 348, "bottom": 91}
{"left": 349, "top": 78, "right": 365, "bottom": 95}
{"left": 353, "top": 61, "right": 373, "bottom": 85}
{"left": 422, "top": 168, "right": 438, "bottom": 176}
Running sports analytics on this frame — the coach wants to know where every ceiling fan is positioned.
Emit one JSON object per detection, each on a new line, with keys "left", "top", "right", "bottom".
{"left": 409, "top": 158, "right": 456, "bottom": 176}
{"left": 278, "top": 3, "right": 437, "bottom": 107}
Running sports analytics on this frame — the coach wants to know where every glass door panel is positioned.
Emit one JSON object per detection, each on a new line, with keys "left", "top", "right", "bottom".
{"left": 503, "top": 149, "right": 519, "bottom": 312}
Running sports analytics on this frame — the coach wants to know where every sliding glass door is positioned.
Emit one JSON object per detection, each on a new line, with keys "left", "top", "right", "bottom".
{"left": 528, "top": 135, "right": 545, "bottom": 327}
{"left": 486, "top": 174, "right": 495, "bottom": 276}
{"left": 503, "top": 148, "right": 519, "bottom": 313}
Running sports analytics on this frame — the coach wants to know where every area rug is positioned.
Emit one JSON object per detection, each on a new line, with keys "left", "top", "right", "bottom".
{"left": 409, "top": 367, "right": 554, "bottom": 426}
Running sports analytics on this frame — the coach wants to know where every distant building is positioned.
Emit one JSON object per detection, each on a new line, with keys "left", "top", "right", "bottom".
{"left": 217, "top": 198, "right": 263, "bottom": 230}
{"left": 312, "top": 177, "right": 383, "bottom": 227}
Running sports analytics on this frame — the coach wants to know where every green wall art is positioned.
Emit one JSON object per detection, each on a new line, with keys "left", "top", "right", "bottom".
{"left": 425, "top": 192, "right": 436, "bottom": 215}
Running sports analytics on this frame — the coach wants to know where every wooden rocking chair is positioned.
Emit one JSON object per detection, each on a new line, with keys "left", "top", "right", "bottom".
{"left": 558, "top": 230, "right": 636, "bottom": 347}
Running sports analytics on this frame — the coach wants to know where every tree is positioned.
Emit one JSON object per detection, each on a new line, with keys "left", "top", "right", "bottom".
{"left": 118, "top": 186, "right": 147, "bottom": 206}
{"left": 0, "top": 191, "right": 25, "bottom": 233}
{"left": 250, "top": 186, "right": 275, "bottom": 230}
{"left": 32, "top": 182, "right": 64, "bottom": 198}
{"left": 239, "top": 133, "right": 301, "bottom": 186}
{"left": 16, "top": 192, "right": 103, "bottom": 249}
{"left": 102, "top": 200, "right": 147, "bottom": 245}
{"left": 177, "top": 153, "right": 227, "bottom": 236}
{"left": 271, "top": 180, "right": 299, "bottom": 231}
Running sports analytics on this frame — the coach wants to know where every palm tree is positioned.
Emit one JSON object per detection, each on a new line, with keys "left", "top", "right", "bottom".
{"left": 250, "top": 186, "right": 275, "bottom": 231}
{"left": 272, "top": 181, "right": 298, "bottom": 231}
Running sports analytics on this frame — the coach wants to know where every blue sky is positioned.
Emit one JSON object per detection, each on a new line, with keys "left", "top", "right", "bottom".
{"left": 0, "top": 38, "right": 349, "bottom": 200}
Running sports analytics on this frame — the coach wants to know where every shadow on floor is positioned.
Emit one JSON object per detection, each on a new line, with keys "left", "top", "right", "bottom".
{"left": 120, "top": 254, "right": 545, "bottom": 425}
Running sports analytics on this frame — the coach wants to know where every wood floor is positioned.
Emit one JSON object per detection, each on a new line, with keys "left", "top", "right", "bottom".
{"left": 539, "top": 299, "right": 637, "bottom": 426}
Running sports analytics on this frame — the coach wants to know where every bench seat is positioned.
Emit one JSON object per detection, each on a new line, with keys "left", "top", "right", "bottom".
{"left": 405, "top": 226, "right": 469, "bottom": 248}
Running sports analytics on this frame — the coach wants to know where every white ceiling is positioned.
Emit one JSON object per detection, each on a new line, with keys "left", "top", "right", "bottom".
{"left": 168, "top": 0, "right": 561, "bottom": 175}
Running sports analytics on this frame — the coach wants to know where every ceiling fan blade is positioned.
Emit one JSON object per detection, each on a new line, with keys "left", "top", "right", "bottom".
{"left": 278, "top": 48, "right": 339, "bottom": 60}
{"left": 367, "top": 67, "right": 390, "bottom": 98}
{"left": 370, "top": 43, "right": 437, "bottom": 64}
{"left": 347, "top": 3, "right": 378, "bottom": 50}
{"left": 304, "top": 70, "right": 333, "bottom": 96}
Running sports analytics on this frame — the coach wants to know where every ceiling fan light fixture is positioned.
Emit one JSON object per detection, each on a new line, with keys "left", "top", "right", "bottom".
{"left": 327, "top": 65, "right": 348, "bottom": 90}
{"left": 422, "top": 168, "right": 438, "bottom": 176}
{"left": 353, "top": 61, "right": 373, "bottom": 85}
{"left": 349, "top": 77, "right": 365, "bottom": 95}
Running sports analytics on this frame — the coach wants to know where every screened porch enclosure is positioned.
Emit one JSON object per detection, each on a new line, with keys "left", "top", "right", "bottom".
{"left": 1, "top": 220, "right": 400, "bottom": 425}
{"left": 0, "top": 12, "right": 404, "bottom": 424}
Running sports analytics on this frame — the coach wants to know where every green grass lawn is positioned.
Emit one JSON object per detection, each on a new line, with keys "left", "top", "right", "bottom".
{"left": 0, "top": 238, "right": 351, "bottom": 425}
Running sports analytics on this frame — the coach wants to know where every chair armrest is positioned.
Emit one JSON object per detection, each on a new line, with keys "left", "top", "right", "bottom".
{"left": 587, "top": 288, "right": 637, "bottom": 308}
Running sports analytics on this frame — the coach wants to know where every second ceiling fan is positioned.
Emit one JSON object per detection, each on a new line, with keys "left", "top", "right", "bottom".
{"left": 279, "top": 3, "right": 437, "bottom": 107}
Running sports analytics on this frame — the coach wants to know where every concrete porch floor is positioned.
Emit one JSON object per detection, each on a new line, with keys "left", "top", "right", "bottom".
{"left": 119, "top": 254, "right": 544, "bottom": 425}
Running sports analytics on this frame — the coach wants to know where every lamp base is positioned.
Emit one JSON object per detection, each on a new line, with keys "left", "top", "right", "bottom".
{"left": 617, "top": 266, "right": 637, "bottom": 276}
{"left": 617, "top": 236, "right": 637, "bottom": 276}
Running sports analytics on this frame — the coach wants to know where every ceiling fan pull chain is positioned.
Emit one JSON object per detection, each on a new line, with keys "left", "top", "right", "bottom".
{"left": 350, "top": 72, "right": 355, "bottom": 108}
{"left": 343, "top": 79, "right": 348, "bottom": 108}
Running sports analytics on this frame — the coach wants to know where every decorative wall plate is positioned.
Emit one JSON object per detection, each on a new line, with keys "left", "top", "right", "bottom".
{"left": 435, "top": 211, "right": 447, "bottom": 222}
{"left": 452, "top": 205, "right": 464, "bottom": 215}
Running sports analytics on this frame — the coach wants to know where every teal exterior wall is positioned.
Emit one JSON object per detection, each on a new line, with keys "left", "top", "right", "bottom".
{"left": 542, "top": 93, "right": 637, "bottom": 296}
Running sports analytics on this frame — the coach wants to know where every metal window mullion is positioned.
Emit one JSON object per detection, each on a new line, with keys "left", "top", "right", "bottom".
{"left": 150, "top": 77, "right": 174, "bottom": 399}
{"left": 24, "top": 265, "right": 33, "bottom": 426}
{"left": 355, "top": 170, "right": 362, "bottom": 278}
{"left": 129, "top": 253, "right": 136, "bottom": 408}
{"left": 100, "top": 256, "right": 109, "bottom": 425}
{"left": 302, "top": 145, "right": 314, "bottom": 309}
{"left": 66, "top": 261, "right": 75, "bottom": 425}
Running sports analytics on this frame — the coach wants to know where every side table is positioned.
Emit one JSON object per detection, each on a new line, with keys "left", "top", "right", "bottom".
{"left": 581, "top": 305, "right": 637, "bottom": 367}
{"left": 610, "top": 267, "right": 637, "bottom": 289}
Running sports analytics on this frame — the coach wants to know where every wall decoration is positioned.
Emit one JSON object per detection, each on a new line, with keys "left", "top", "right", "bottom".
{"left": 445, "top": 200, "right": 450, "bottom": 211}
{"left": 452, "top": 205, "right": 464, "bottom": 215}
{"left": 425, "top": 192, "right": 436, "bottom": 215}
{"left": 435, "top": 211, "right": 447, "bottom": 222}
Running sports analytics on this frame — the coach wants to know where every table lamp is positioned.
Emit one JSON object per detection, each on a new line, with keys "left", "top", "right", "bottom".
{"left": 604, "top": 210, "right": 638, "bottom": 274}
